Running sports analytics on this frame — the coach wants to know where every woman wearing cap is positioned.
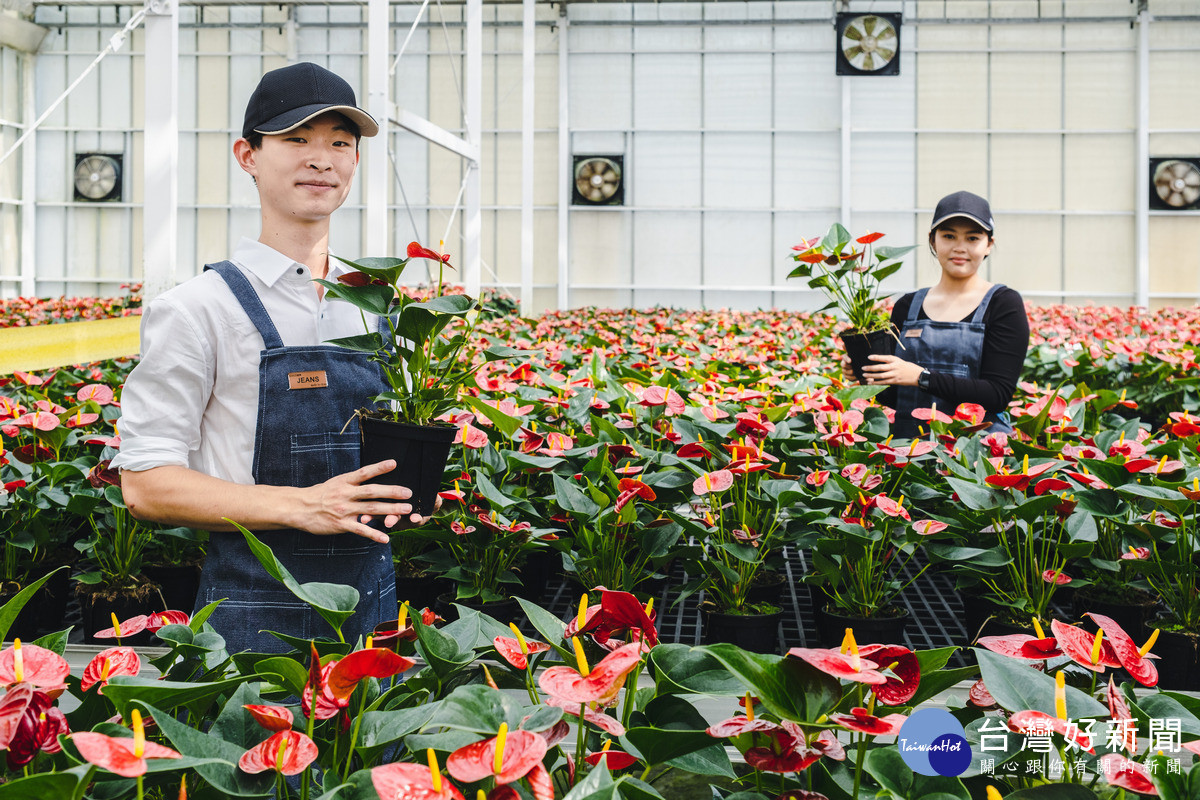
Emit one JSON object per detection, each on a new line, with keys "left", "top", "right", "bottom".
{"left": 849, "top": 190, "right": 1030, "bottom": 438}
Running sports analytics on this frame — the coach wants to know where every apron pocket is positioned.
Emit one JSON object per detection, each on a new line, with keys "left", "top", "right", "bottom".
{"left": 290, "top": 432, "right": 360, "bottom": 487}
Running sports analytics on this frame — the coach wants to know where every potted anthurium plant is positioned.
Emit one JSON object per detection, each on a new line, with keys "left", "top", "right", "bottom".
{"left": 316, "top": 242, "right": 525, "bottom": 516}
{"left": 788, "top": 223, "right": 915, "bottom": 381}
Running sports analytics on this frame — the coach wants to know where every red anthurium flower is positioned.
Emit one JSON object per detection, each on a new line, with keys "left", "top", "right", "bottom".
{"left": 585, "top": 745, "right": 639, "bottom": 770}
{"left": 1050, "top": 620, "right": 1121, "bottom": 672}
{"left": 785, "top": 648, "right": 887, "bottom": 686}
{"left": 0, "top": 642, "right": 69, "bottom": 694}
{"left": 80, "top": 647, "right": 141, "bottom": 693}
{"left": 72, "top": 716, "right": 181, "bottom": 778}
{"left": 244, "top": 705, "right": 294, "bottom": 732}
{"left": 407, "top": 241, "right": 453, "bottom": 264}
{"left": 144, "top": 610, "right": 190, "bottom": 633}
{"left": 12, "top": 371, "right": 42, "bottom": 386}
{"left": 493, "top": 634, "right": 551, "bottom": 671}
{"left": 1099, "top": 753, "right": 1156, "bottom": 794}
{"left": 1106, "top": 677, "right": 1136, "bottom": 753}
{"left": 829, "top": 707, "right": 907, "bottom": 737}
{"left": 968, "top": 679, "right": 998, "bottom": 709}
{"left": 1033, "top": 477, "right": 1072, "bottom": 495}
{"left": 1120, "top": 547, "right": 1151, "bottom": 560}
{"left": 953, "top": 402, "right": 987, "bottom": 422}
{"left": 1007, "top": 711, "right": 1095, "bottom": 754}
{"left": 373, "top": 607, "right": 441, "bottom": 649}
{"left": 676, "top": 442, "right": 711, "bottom": 459}
{"left": 87, "top": 461, "right": 121, "bottom": 488}
{"left": 984, "top": 459, "right": 1056, "bottom": 492}
{"left": 912, "top": 519, "right": 948, "bottom": 536}
{"left": 742, "top": 725, "right": 839, "bottom": 774}
{"left": 302, "top": 661, "right": 346, "bottom": 721}
{"left": 337, "top": 271, "right": 388, "bottom": 287}
{"left": 447, "top": 726, "right": 548, "bottom": 784}
{"left": 371, "top": 762, "right": 465, "bottom": 800}
{"left": 539, "top": 641, "right": 643, "bottom": 706}
{"left": 4, "top": 686, "right": 68, "bottom": 768}
{"left": 546, "top": 699, "right": 626, "bottom": 736}
{"left": 706, "top": 717, "right": 785, "bottom": 738}
{"left": 1041, "top": 569, "right": 1071, "bottom": 585}
{"left": 638, "top": 386, "right": 686, "bottom": 415}
{"left": 858, "top": 644, "right": 920, "bottom": 705}
{"left": 238, "top": 730, "right": 318, "bottom": 776}
{"left": 910, "top": 406, "right": 953, "bottom": 425}
{"left": 725, "top": 443, "right": 779, "bottom": 464}
{"left": 326, "top": 648, "right": 415, "bottom": 701}
{"left": 856, "top": 232, "right": 885, "bottom": 244}
{"left": 1087, "top": 613, "right": 1157, "bottom": 687}
{"left": 614, "top": 478, "right": 656, "bottom": 513}
{"left": 977, "top": 634, "right": 1062, "bottom": 661}
{"left": 93, "top": 615, "right": 149, "bottom": 640}
{"left": 1123, "top": 457, "right": 1159, "bottom": 473}
{"left": 693, "top": 469, "right": 735, "bottom": 495}
{"left": 980, "top": 432, "right": 1011, "bottom": 457}
{"left": 565, "top": 590, "right": 659, "bottom": 652}
{"left": 806, "top": 470, "right": 829, "bottom": 486}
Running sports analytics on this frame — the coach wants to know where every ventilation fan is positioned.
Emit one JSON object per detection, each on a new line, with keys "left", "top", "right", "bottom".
{"left": 835, "top": 12, "right": 901, "bottom": 76}
{"left": 73, "top": 153, "right": 123, "bottom": 202}
{"left": 572, "top": 155, "right": 624, "bottom": 206}
{"left": 1150, "top": 158, "right": 1200, "bottom": 211}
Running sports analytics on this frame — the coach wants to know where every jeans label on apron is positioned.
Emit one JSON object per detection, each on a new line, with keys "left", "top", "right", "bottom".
{"left": 904, "top": 328, "right": 923, "bottom": 338}
{"left": 288, "top": 370, "right": 328, "bottom": 389}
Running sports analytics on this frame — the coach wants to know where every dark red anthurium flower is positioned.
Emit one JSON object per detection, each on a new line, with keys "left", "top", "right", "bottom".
{"left": 371, "top": 762, "right": 465, "bottom": 800}
{"left": 447, "top": 725, "right": 549, "bottom": 784}
{"left": 858, "top": 644, "right": 920, "bottom": 705}
{"left": 1087, "top": 612, "right": 1157, "bottom": 687}
{"left": 829, "top": 707, "right": 907, "bottom": 737}
{"left": 1100, "top": 753, "right": 1156, "bottom": 794}
{"left": 977, "top": 633, "right": 1062, "bottom": 661}
{"left": 565, "top": 590, "right": 659, "bottom": 651}
{"left": 0, "top": 682, "right": 34, "bottom": 749}
{"left": 337, "top": 271, "right": 387, "bottom": 287}
{"left": 238, "top": 730, "right": 318, "bottom": 776}
{"left": 373, "top": 607, "right": 442, "bottom": 649}
{"left": 145, "top": 610, "right": 190, "bottom": 633}
{"left": 967, "top": 679, "right": 997, "bottom": 709}
{"left": 0, "top": 641, "right": 69, "bottom": 695}
{"left": 408, "top": 241, "right": 453, "bottom": 264}
{"left": 244, "top": 705, "right": 294, "bottom": 732}
{"left": 326, "top": 648, "right": 415, "bottom": 701}
{"left": 984, "top": 458, "right": 1056, "bottom": 492}
{"left": 585, "top": 747, "right": 639, "bottom": 770}
{"left": 4, "top": 686, "right": 68, "bottom": 768}
{"left": 1049, "top": 619, "right": 1121, "bottom": 673}
{"left": 80, "top": 647, "right": 141, "bottom": 694}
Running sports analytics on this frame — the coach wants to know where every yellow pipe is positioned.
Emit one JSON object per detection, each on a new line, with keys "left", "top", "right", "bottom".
{"left": 0, "top": 316, "right": 140, "bottom": 373}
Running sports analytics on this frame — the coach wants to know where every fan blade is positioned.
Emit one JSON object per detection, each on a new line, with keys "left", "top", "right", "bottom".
{"left": 861, "top": 52, "right": 876, "bottom": 71}
{"left": 876, "top": 47, "right": 897, "bottom": 62}
{"left": 843, "top": 23, "right": 863, "bottom": 42}
{"left": 844, "top": 45, "right": 863, "bottom": 60}
{"left": 1184, "top": 185, "right": 1200, "bottom": 205}
{"left": 862, "top": 15, "right": 877, "bottom": 36}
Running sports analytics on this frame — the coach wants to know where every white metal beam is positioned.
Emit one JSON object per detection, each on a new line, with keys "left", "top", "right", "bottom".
{"left": 366, "top": 0, "right": 389, "bottom": 257}
{"left": 556, "top": 4, "right": 569, "bottom": 310}
{"left": 520, "top": 0, "right": 534, "bottom": 312}
{"left": 1135, "top": 5, "right": 1150, "bottom": 309}
{"left": 392, "top": 107, "right": 480, "bottom": 162}
{"left": 19, "top": 53, "right": 37, "bottom": 297}
{"left": 143, "top": 0, "right": 178, "bottom": 302}
{"left": 463, "top": 0, "right": 481, "bottom": 297}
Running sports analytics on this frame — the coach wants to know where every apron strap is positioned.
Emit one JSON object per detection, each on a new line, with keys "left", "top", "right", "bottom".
{"left": 203, "top": 261, "right": 286, "bottom": 350}
{"left": 904, "top": 288, "right": 930, "bottom": 325}
{"left": 971, "top": 283, "right": 1006, "bottom": 324}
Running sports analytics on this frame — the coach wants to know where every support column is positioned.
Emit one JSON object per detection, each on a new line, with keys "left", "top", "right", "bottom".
{"left": 556, "top": 4, "right": 569, "bottom": 310}
{"left": 1135, "top": 4, "right": 1150, "bottom": 309}
{"left": 143, "top": 0, "right": 178, "bottom": 302}
{"left": 366, "top": 0, "right": 389, "bottom": 257}
{"left": 463, "top": 0, "right": 482, "bottom": 297}
{"left": 19, "top": 53, "right": 37, "bottom": 297}
{"left": 519, "top": 0, "right": 535, "bottom": 312}
{"left": 840, "top": 75, "right": 851, "bottom": 227}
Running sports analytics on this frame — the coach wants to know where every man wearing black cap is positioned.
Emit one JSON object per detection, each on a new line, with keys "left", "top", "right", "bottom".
{"left": 113, "top": 63, "right": 419, "bottom": 653}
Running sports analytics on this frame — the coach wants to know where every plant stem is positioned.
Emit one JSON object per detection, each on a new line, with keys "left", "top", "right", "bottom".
{"left": 343, "top": 686, "right": 369, "bottom": 781}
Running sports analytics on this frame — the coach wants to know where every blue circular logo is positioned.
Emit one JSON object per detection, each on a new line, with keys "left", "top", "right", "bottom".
{"left": 896, "top": 708, "right": 970, "bottom": 776}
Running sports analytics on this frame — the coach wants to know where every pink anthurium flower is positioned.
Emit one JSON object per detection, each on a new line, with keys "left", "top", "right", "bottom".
{"left": 538, "top": 641, "right": 643, "bottom": 706}
{"left": 371, "top": 761, "right": 465, "bottom": 800}
{"left": 493, "top": 632, "right": 551, "bottom": 671}
{"left": 244, "top": 705, "right": 294, "bottom": 732}
{"left": 828, "top": 707, "right": 907, "bottom": 737}
{"left": 0, "top": 641, "right": 69, "bottom": 695}
{"left": 1041, "top": 569, "right": 1072, "bottom": 585}
{"left": 1087, "top": 613, "right": 1158, "bottom": 687}
{"left": 80, "top": 647, "right": 141, "bottom": 693}
{"left": 1007, "top": 710, "right": 1096, "bottom": 754}
{"left": 910, "top": 406, "right": 953, "bottom": 425}
{"left": 1049, "top": 620, "right": 1121, "bottom": 673}
{"left": 1106, "top": 677, "right": 1136, "bottom": 753}
{"left": 72, "top": 710, "right": 181, "bottom": 778}
{"left": 977, "top": 633, "right": 1062, "bottom": 661}
{"left": 706, "top": 716, "right": 786, "bottom": 738}
{"left": 238, "top": 730, "right": 318, "bottom": 776}
{"left": 145, "top": 610, "right": 190, "bottom": 633}
{"left": 446, "top": 725, "right": 549, "bottom": 785}
{"left": 1099, "top": 753, "right": 1157, "bottom": 794}
{"left": 912, "top": 519, "right": 948, "bottom": 536}
{"left": 92, "top": 615, "right": 149, "bottom": 640}
{"left": 76, "top": 383, "right": 115, "bottom": 405}
{"left": 693, "top": 469, "right": 734, "bottom": 495}
{"left": 785, "top": 647, "right": 887, "bottom": 686}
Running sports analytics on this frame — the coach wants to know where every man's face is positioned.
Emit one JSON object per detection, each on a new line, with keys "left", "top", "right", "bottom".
{"left": 239, "top": 112, "right": 359, "bottom": 222}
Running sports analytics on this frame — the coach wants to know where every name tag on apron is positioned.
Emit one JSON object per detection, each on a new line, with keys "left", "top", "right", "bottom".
{"left": 904, "top": 328, "right": 923, "bottom": 338}
{"left": 288, "top": 370, "right": 328, "bottom": 390}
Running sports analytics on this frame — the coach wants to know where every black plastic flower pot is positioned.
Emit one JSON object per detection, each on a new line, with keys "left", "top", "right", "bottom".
{"left": 1151, "top": 617, "right": 1200, "bottom": 691}
{"left": 814, "top": 604, "right": 911, "bottom": 648}
{"left": 0, "top": 588, "right": 42, "bottom": 641}
{"left": 393, "top": 570, "right": 450, "bottom": 612}
{"left": 842, "top": 327, "right": 898, "bottom": 383}
{"left": 78, "top": 590, "right": 158, "bottom": 646}
{"left": 745, "top": 570, "right": 788, "bottom": 606}
{"left": 143, "top": 564, "right": 202, "bottom": 615}
{"left": 359, "top": 416, "right": 456, "bottom": 518}
{"left": 702, "top": 606, "right": 783, "bottom": 654}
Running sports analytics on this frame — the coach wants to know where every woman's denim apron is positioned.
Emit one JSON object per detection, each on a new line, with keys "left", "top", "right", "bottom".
{"left": 891, "top": 283, "right": 1013, "bottom": 439}
{"left": 195, "top": 261, "right": 396, "bottom": 654}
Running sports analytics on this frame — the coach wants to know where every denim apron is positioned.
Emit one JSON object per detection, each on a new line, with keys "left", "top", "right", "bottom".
{"left": 892, "top": 283, "right": 1013, "bottom": 439}
{"left": 194, "top": 261, "right": 396, "bottom": 654}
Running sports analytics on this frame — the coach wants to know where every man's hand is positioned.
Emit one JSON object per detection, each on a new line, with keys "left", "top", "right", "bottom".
{"left": 304, "top": 459, "right": 416, "bottom": 544}
{"left": 841, "top": 355, "right": 858, "bottom": 385}
{"left": 859, "top": 355, "right": 924, "bottom": 387}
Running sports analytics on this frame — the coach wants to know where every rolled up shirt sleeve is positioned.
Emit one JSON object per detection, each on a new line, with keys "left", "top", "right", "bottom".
{"left": 110, "top": 295, "right": 215, "bottom": 473}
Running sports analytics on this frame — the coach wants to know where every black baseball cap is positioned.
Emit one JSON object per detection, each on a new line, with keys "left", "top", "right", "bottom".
{"left": 930, "top": 190, "right": 994, "bottom": 234}
{"left": 241, "top": 62, "right": 379, "bottom": 140}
